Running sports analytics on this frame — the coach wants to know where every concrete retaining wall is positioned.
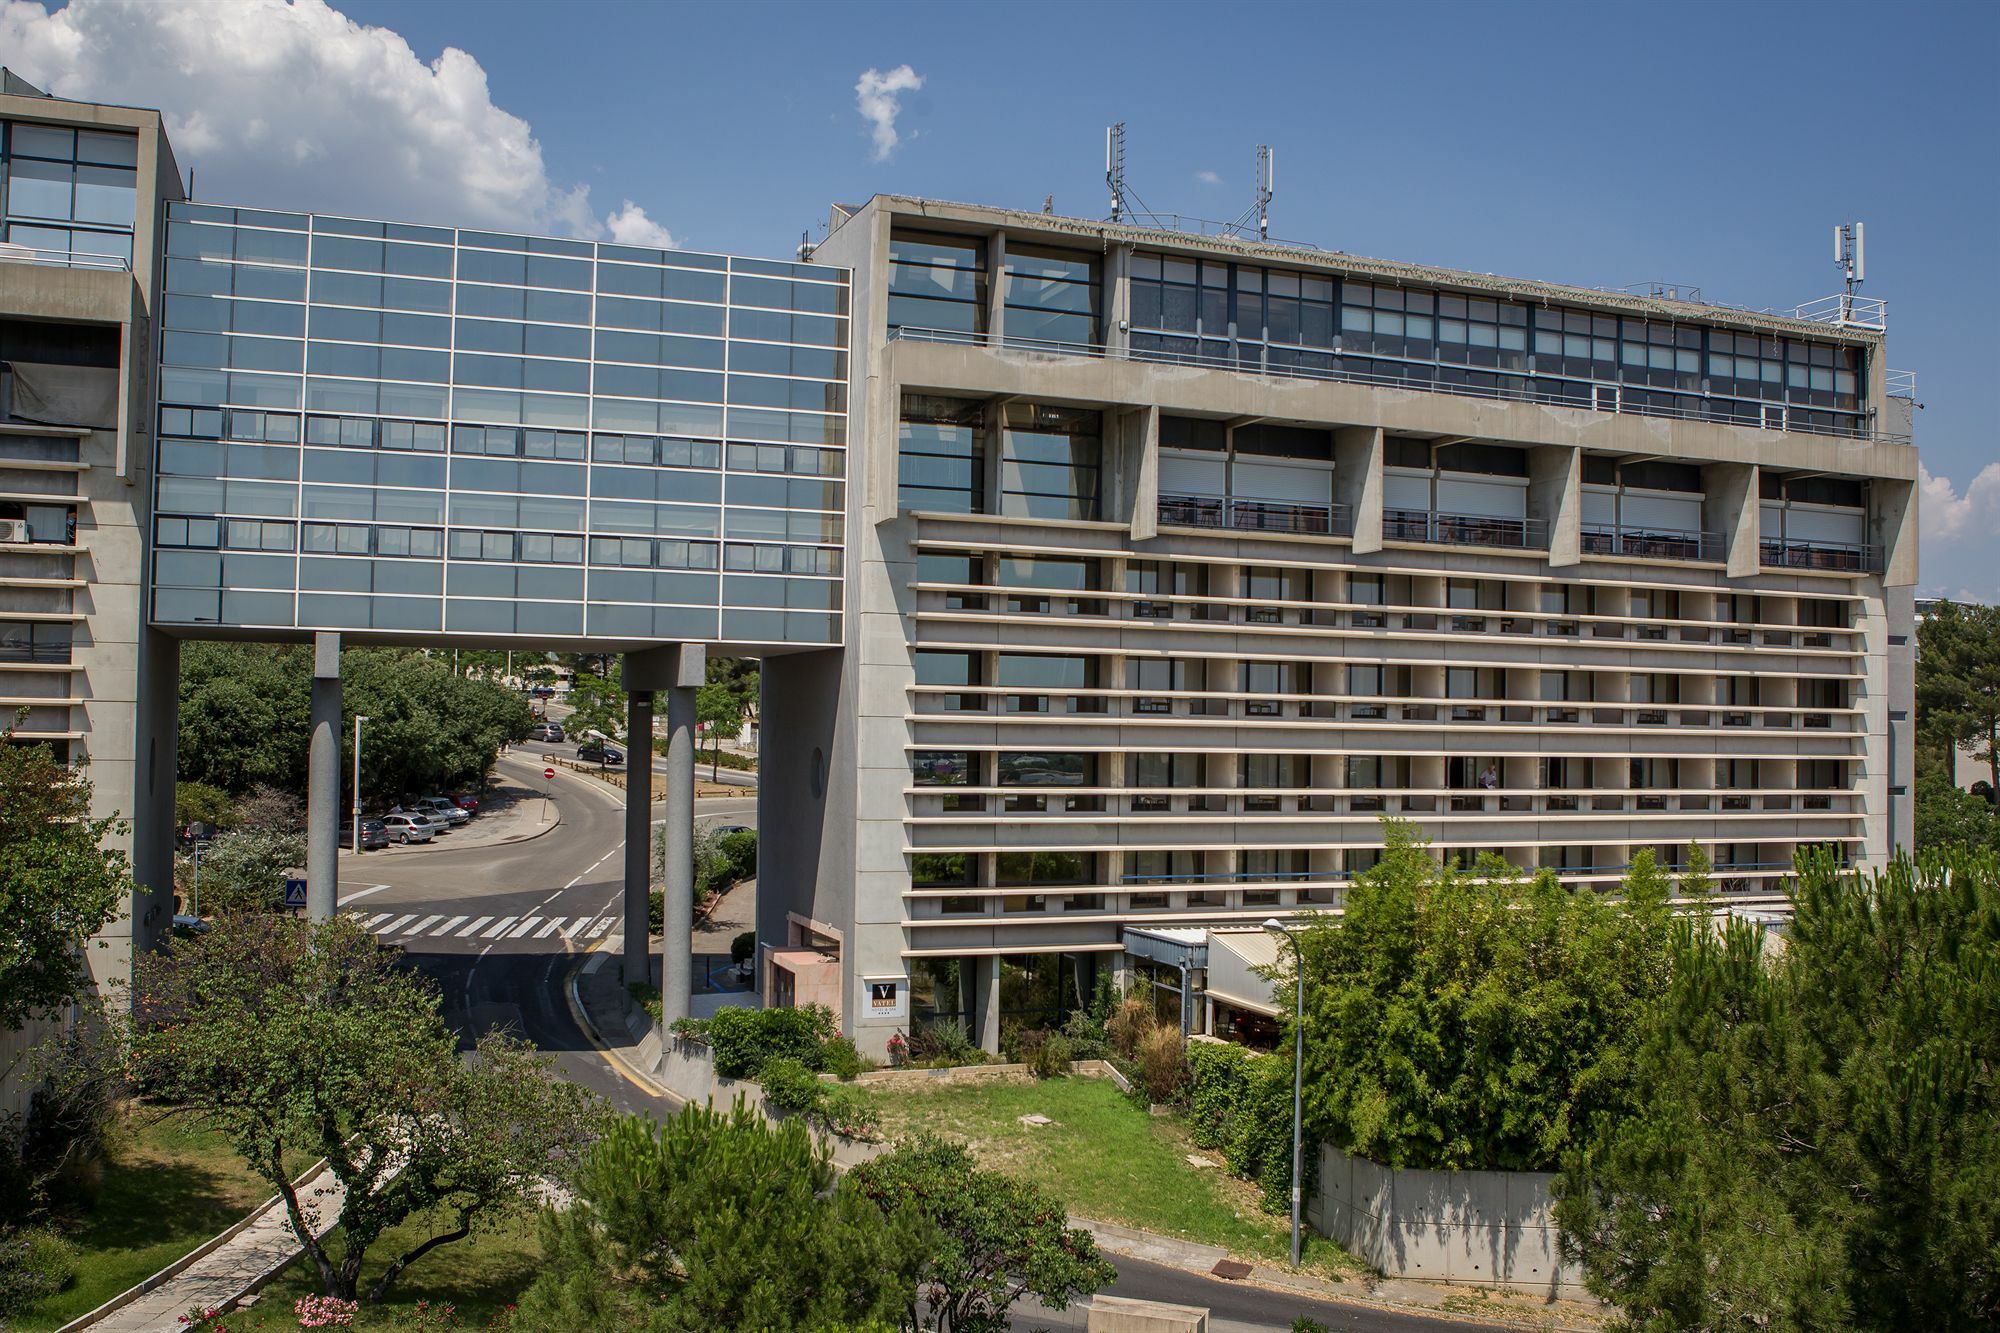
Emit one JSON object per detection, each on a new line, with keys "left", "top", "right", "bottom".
{"left": 1307, "top": 1143, "right": 1582, "bottom": 1297}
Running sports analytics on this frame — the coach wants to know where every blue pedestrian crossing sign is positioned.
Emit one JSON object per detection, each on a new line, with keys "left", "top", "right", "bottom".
{"left": 283, "top": 877, "right": 309, "bottom": 909}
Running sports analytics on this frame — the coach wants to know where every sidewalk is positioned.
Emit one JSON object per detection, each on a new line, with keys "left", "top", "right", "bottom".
{"left": 339, "top": 763, "right": 561, "bottom": 862}
{"left": 68, "top": 1170, "right": 345, "bottom": 1333}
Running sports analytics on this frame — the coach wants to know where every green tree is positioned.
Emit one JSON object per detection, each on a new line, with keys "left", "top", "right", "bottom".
{"left": 0, "top": 738, "right": 128, "bottom": 1030}
{"left": 1553, "top": 848, "right": 2000, "bottom": 1330}
{"left": 128, "top": 915, "right": 599, "bottom": 1304}
{"left": 174, "top": 780, "right": 233, "bottom": 831}
{"left": 513, "top": 1105, "right": 926, "bottom": 1332}
{"left": 1915, "top": 769, "right": 2000, "bottom": 854}
{"left": 1917, "top": 599, "right": 2000, "bottom": 791}
{"left": 186, "top": 825, "right": 304, "bottom": 914}
{"left": 696, "top": 681, "right": 743, "bottom": 779}
{"left": 562, "top": 667, "right": 627, "bottom": 745}
{"left": 1291, "top": 820, "right": 1671, "bottom": 1172}
{"left": 848, "top": 1135, "right": 1115, "bottom": 1332}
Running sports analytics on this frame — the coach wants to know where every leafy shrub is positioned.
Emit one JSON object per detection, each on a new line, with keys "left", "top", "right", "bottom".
{"left": 191, "top": 826, "right": 306, "bottom": 914}
{"left": 817, "top": 1086, "right": 882, "bottom": 1141}
{"left": 1027, "top": 1033, "right": 1073, "bottom": 1080}
{"left": 1184, "top": 1040, "right": 1255, "bottom": 1150}
{"left": 821, "top": 1035, "right": 864, "bottom": 1081}
{"left": 718, "top": 829, "right": 757, "bottom": 882}
{"left": 1059, "top": 1008, "right": 1111, "bottom": 1061}
{"left": 1182, "top": 1039, "right": 1300, "bottom": 1211}
{"left": 730, "top": 930, "right": 757, "bottom": 966}
{"left": 1135, "top": 1025, "right": 1190, "bottom": 1104}
{"left": 906, "top": 1017, "right": 983, "bottom": 1067}
{"left": 706, "top": 1004, "right": 839, "bottom": 1079}
{"left": 758, "top": 1057, "right": 822, "bottom": 1113}
{"left": 1105, "top": 997, "right": 1153, "bottom": 1060}
{"left": 0, "top": 1226, "right": 78, "bottom": 1317}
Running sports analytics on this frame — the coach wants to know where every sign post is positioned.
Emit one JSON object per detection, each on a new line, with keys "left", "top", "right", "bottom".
{"left": 189, "top": 839, "right": 211, "bottom": 917}
{"left": 543, "top": 766, "right": 555, "bottom": 823}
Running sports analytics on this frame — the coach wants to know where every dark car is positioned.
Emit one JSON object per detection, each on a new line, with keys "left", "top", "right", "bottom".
{"left": 578, "top": 740, "right": 624, "bottom": 765}
{"left": 531, "top": 685, "right": 556, "bottom": 698}
{"left": 341, "top": 818, "right": 390, "bottom": 851}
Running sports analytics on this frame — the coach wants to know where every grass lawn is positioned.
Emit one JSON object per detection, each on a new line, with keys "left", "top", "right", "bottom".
{"left": 253, "top": 1218, "right": 542, "bottom": 1328}
{"left": 12, "top": 1108, "right": 304, "bottom": 1333}
{"left": 859, "top": 1073, "right": 1359, "bottom": 1277}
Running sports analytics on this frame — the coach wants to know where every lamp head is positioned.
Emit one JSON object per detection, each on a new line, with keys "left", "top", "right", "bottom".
{"left": 1261, "top": 917, "right": 1288, "bottom": 938}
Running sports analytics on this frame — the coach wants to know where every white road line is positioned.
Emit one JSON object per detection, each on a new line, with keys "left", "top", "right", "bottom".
{"left": 379, "top": 914, "right": 417, "bottom": 935}
{"left": 482, "top": 916, "right": 518, "bottom": 938}
{"left": 586, "top": 916, "right": 614, "bottom": 938}
{"left": 534, "top": 917, "right": 566, "bottom": 939}
{"left": 561, "top": 917, "right": 594, "bottom": 939}
{"left": 363, "top": 913, "right": 394, "bottom": 930}
{"left": 458, "top": 915, "right": 494, "bottom": 937}
{"left": 340, "top": 883, "right": 395, "bottom": 906}
{"left": 405, "top": 914, "right": 444, "bottom": 936}
{"left": 431, "top": 915, "right": 468, "bottom": 937}
{"left": 508, "top": 917, "right": 542, "bottom": 938}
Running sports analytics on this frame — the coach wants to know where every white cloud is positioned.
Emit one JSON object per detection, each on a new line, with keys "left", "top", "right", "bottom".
{"left": 1195, "top": 170, "right": 1222, "bottom": 185}
{"left": 1917, "top": 462, "right": 2000, "bottom": 600}
{"left": 0, "top": 0, "right": 674, "bottom": 242}
{"left": 603, "top": 200, "right": 675, "bottom": 249}
{"left": 855, "top": 64, "right": 923, "bottom": 161}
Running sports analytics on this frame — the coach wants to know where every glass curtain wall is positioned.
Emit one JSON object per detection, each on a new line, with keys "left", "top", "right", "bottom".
{"left": 0, "top": 119, "right": 138, "bottom": 265}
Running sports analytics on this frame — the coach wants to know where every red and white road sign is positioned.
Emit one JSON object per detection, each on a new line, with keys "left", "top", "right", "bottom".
{"left": 544, "top": 767, "right": 556, "bottom": 780}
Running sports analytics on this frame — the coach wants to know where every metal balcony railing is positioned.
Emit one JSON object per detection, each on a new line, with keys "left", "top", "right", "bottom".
{"left": 0, "top": 242, "right": 131, "bottom": 273}
{"left": 1384, "top": 508, "right": 1549, "bottom": 550}
{"left": 1582, "top": 524, "right": 1722, "bottom": 562}
{"left": 1158, "top": 493, "right": 1354, "bottom": 537}
{"left": 1760, "top": 539, "right": 1881, "bottom": 573}
{"left": 886, "top": 325, "right": 1909, "bottom": 445}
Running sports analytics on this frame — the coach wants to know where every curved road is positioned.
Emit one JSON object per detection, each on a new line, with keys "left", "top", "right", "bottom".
{"left": 341, "top": 748, "right": 1496, "bottom": 1333}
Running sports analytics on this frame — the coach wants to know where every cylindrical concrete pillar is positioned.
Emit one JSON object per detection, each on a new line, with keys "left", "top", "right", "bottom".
{"left": 659, "top": 672, "right": 698, "bottom": 1027}
{"left": 621, "top": 688, "right": 655, "bottom": 988}
{"left": 306, "top": 632, "right": 341, "bottom": 921}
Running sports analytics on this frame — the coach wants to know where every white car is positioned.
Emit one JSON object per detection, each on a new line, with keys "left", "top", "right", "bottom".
{"left": 414, "top": 797, "right": 470, "bottom": 826}
{"left": 380, "top": 813, "right": 437, "bottom": 844}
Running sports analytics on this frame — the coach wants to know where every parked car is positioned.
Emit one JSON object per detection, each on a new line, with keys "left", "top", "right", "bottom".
{"left": 528, "top": 722, "right": 566, "bottom": 742}
{"left": 341, "top": 818, "right": 390, "bottom": 851}
{"left": 448, "top": 793, "right": 480, "bottom": 815}
{"left": 531, "top": 685, "right": 556, "bottom": 699}
{"left": 413, "top": 796, "right": 470, "bottom": 826}
{"left": 578, "top": 740, "right": 624, "bottom": 765}
{"left": 714, "top": 824, "right": 752, "bottom": 836}
{"left": 380, "top": 813, "right": 436, "bottom": 844}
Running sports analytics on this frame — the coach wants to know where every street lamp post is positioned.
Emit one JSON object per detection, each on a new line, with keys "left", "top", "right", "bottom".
{"left": 351, "top": 714, "right": 370, "bottom": 855}
{"left": 1264, "top": 916, "right": 1305, "bottom": 1268}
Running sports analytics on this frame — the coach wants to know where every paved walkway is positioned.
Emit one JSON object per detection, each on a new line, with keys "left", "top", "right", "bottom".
{"left": 82, "top": 1172, "right": 345, "bottom": 1333}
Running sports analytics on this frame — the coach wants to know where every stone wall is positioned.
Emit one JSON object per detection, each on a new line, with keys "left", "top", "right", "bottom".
{"left": 1307, "top": 1142, "right": 1582, "bottom": 1297}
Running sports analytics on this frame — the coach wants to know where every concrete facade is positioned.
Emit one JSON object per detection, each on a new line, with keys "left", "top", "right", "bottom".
{"left": 766, "top": 196, "right": 1918, "bottom": 1054}
{"left": 1, "top": 81, "right": 185, "bottom": 991}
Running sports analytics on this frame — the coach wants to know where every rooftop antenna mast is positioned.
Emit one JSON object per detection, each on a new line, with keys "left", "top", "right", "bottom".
{"left": 1254, "top": 144, "right": 1273, "bottom": 240}
{"left": 1106, "top": 123, "right": 1127, "bottom": 223}
{"left": 1834, "top": 221, "right": 1865, "bottom": 325}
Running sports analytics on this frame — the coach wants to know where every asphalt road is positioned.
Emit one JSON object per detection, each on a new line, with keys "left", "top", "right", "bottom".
{"left": 337, "top": 748, "right": 1491, "bottom": 1332}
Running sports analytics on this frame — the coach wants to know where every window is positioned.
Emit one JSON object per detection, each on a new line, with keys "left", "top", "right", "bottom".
{"left": 996, "top": 851, "right": 1092, "bottom": 886}
{"left": 915, "top": 650, "right": 984, "bottom": 710}
{"left": 911, "top": 853, "right": 974, "bottom": 888}
{"left": 997, "top": 654, "right": 1097, "bottom": 712}
{"left": 1128, "top": 850, "right": 1201, "bottom": 885}
{"left": 916, "top": 550, "right": 985, "bottom": 608}
{"left": 911, "top": 750, "right": 981, "bottom": 811}
{"left": 1003, "top": 244, "right": 1097, "bottom": 347}
{"left": 888, "top": 231, "right": 985, "bottom": 335}
{"left": 899, "top": 395, "right": 984, "bottom": 514}
{"left": 1000, "top": 403, "right": 1100, "bottom": 521}
{"left": 997, "top": 752, "right": 1092, "bottom": 786}
{"left": 3, "top": 119, "right": 138, "bottom": 264}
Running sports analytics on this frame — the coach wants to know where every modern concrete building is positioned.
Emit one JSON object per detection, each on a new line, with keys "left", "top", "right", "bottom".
{"left": 766, "top": 196, "right": 1918, "bottom": 1055}
{"left": 0, "top": 73, "right": 184, "bottom": 1005}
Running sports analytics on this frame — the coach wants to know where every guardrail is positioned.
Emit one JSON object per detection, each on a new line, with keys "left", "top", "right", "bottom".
{"left": 0, "top": 242, "right": 131, "bottom": 273}
{"left": 1759, "top": 539, "right": 1882, "bottom": 574}
{"left": 1158, "top": 493, "right": 1354, "bottom": 537}
{"left": 1384, "top": 508, "right": 1548, "bottom": 550}
{"left": 887, "top": 326, "right": 1907, "bottom": 445}
{"left": 1582, "top": 524, "right": 1723, "bottom": 562}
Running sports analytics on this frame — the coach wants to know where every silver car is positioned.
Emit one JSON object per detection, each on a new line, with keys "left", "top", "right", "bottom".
{"left": 380, "top": 813, "right": 436, "bottom": 844}
{"left": 415, "top": 796, "right": 470, "bottom": 826}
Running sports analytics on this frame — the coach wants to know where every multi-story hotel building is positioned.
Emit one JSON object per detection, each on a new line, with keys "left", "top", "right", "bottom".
{"left": 767, "top": 196, "right": 1917, "bottom": 1053}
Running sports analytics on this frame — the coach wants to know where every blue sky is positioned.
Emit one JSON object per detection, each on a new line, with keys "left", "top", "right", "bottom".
{"left": 7, "top": 0, "right": 1995, "bottom": 593}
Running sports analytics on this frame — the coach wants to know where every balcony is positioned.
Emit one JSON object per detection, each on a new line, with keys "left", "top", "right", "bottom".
{"left": 1159, "top": 493, "right": 1354, "bottom": 538}
{"left": 1582, "top": 524, "right": 1721, "bottom": 562}
{"left": 1384, "top": 509, "right": 1548, "bottom": 550}
{"left": 1760, "top": 539, "right": 1880, "bottom": 573}
{"left": 0, "top": 242, "right": 131, "bottom": 274}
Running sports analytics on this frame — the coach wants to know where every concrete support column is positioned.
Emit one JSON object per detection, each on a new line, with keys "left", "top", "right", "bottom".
{"left": 621, "top": 687, "right": 655, "bottom": 988}
{"left": 1529, "top": 444, "right": 1581, "bottom": 567}
{"left": 974, "top": 953, "right": 1002, "bottom": 1055}
{"left": 985, "top": 230, "right": 1008, "bottom": 342}
{"left": 1333, "top": 425, "right": 1384, "bottom": 553}
{"left": 306, "top": 631, "right": 341, "bottom": 921}
{"left": 1706, "top": 462, "right": 1761, "bottom": 579}
{"left": 659, "top": 644, "right": 704, "bottom": 1026}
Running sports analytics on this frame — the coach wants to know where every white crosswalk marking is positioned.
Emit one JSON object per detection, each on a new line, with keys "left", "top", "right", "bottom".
{"left": 405, "top": 914, "right": 443, "bottom": 936}
{"left": 430, "top": 915, "right": 468, "bottom": 937}
{"left": 379, "top": 914, "right": 417, "bottom": 935}
{"left": 482, "top": 917, "right": 518, "bottom": 938}
{"left": 507, "top": 917, "right": 542, "bottom": 939}
{"left": 364, "top": 913, "right": 393, "bottom": 930}
{"left": 586, "top": 917, "right": 615, "bottom": 939}
{"left": 458, "top": 916, "right": 494, "bottom": 937}
{"left": 561, "top": 917, "right": 594, "bottom": 939}
{"left": 534, "top": 917, "right": 565, "bottom": 939}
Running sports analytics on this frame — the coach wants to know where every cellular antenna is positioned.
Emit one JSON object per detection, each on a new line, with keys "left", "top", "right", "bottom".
{"left": 1835, "top": 221, "right": 1866, "bottom": 323}
{"left": 1254, "top": 145, "right": 1274, "bottom": 240}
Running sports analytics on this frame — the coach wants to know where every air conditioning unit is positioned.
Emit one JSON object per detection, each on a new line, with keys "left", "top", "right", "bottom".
{"left": 0, "top": 518, "right": 31, "bottom": 544}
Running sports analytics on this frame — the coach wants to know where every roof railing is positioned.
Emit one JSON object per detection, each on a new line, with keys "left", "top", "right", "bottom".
{"left": 1885, "top": 369, "right": 1917, "bottom": 400}
{"left": 1791, "top": 293, "right": 1887, "bottom": 330}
